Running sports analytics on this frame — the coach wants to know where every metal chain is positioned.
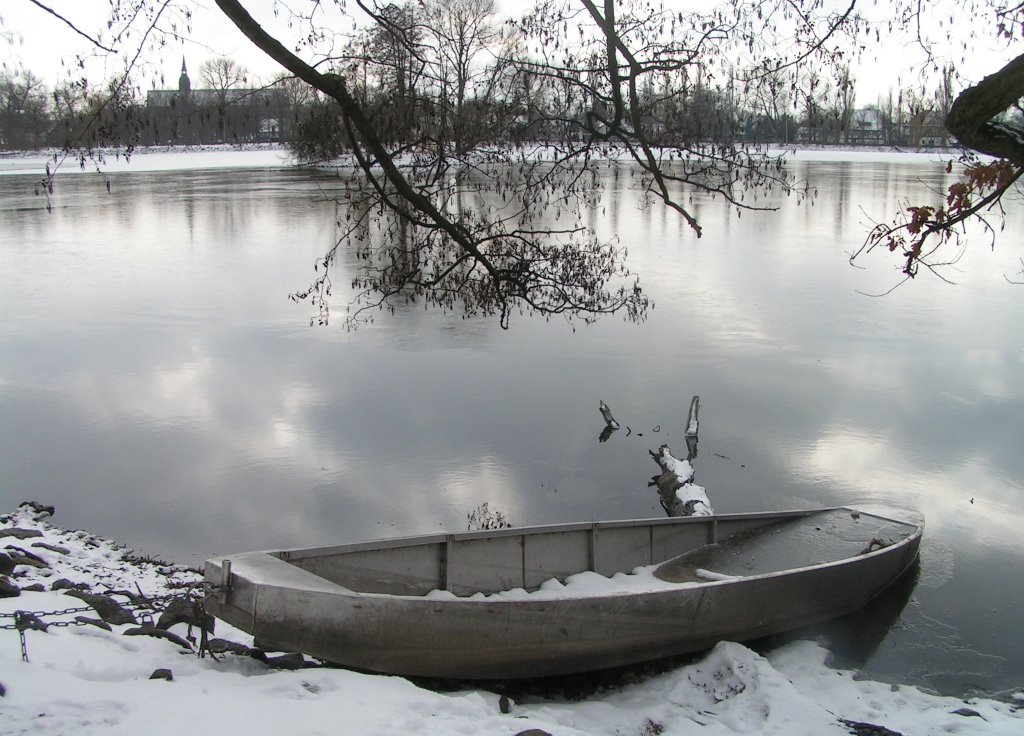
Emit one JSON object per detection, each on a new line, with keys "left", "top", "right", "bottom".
{"left": 0, "top": 616, "right": 155, "bottom": 631}
{"left": 1, "top": 592, "right": 201, "bottom": 634}
{"left": 0, "top": 617, "right": 104, "bottom": 631}
{"left": 14, "top": 612, "right": 29, "bottom": 662}
{"left": 0, "top": 605, "right": 96, "bottom": 619}
{"left": 195, "top": 595, "right": 219, "bottom": 661}
{"left": 0, "top": 592, "right": 188, "bottom": 620}
{"left": 3, "top": 575, "right": 205, "bottom": 662}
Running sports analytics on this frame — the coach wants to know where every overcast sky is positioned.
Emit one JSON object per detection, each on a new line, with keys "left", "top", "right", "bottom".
{"left": 0, "top": 0, "right": 1009, "bottom": 107}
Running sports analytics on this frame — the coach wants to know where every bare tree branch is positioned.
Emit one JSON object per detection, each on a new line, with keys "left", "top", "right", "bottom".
{"left": 24, "top": 0, "right": 117, "bottom": 53}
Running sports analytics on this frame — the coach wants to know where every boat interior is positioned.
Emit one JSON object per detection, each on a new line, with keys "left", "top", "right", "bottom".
{"left": 271, "top": 508, "right": 919, "bottom": 597}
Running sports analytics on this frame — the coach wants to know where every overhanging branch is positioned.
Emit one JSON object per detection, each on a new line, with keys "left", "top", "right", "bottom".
{"left": 214, "top": 0, "right": 500, "bottom": 283}
{"left": 26, "top": 0, "right": 117, "bottom": 53}
{"left": 946, "top": 53, "right": 1024, "bottom": 164}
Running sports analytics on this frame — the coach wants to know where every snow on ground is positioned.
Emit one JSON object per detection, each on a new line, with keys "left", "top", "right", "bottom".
{"left": 0, "top": 145, "right": 294, "bottom": 176}
{"left": 2, "top": 503, "right": 1021, "bottom": 735}
{"left": 775, "top": 146, "right": 961, "bottom": 164}
{"left": 0, "top": 143, "right": 963, "bottom": 180}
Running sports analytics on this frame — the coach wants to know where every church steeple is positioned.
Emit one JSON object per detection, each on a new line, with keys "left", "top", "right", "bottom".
{"left": 178, "top": 57, "right": 191, "bottom": 95}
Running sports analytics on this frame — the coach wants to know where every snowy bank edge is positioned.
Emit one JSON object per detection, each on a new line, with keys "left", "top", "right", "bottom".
{"left": 0, "top": 143, "right": 962, "bottom": 178}
{"left": 2, "top": 502, "right": 1023, "bottom": 736}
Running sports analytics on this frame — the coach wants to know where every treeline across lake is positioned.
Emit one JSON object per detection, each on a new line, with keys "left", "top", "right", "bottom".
{"left": 0, "top": 0, "right": 975, "bottom": 156}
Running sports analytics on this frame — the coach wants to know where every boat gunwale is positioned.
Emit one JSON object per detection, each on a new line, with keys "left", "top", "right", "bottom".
{"left": 273, "top": 507, "right": 852, "bottom": 562}
{"left": 306, "top": 523, "right": 923, "bottom": 604}
{"left": 209, "top": 507, "right": 922, "bottom": 604}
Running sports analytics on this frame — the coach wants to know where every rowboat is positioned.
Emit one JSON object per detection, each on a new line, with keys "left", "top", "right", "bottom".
{"left": 203, "top": 507, "right": 921, "bottom": 679}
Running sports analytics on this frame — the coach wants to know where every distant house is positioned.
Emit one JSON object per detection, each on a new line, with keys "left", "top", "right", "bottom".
{"left": 845, "top": 108, "right": 884, "bottom": 145}
{"left": 795, "top": 112, "right": 841, "bottom": 145}
{"left": 145, "top": 59, "right": 289, "bottom": 144}
{"left": 905, "top": 110, "right": 948, "bottom": 147}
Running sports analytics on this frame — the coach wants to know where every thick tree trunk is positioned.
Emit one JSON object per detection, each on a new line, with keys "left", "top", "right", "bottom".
{"left": 946, "top": 53, "right": 1024, "bottom": 165}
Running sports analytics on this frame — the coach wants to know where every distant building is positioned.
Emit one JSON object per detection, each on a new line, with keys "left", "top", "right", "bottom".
{"left": 905, "top": 110, "right": 948, "bottom": 147}
{"left": 845, "top": 108, "right": 884, "bottom": 146}
{"left": 145, "top": 59, "right": 289, "bottom": 144}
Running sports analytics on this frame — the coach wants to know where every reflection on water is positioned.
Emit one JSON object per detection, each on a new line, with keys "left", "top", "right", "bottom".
{"left": 753, "top": 558, "right": 921, "bottom": 673}
{"left": 1, "top": 159, "right": 1023, "bottom": 696}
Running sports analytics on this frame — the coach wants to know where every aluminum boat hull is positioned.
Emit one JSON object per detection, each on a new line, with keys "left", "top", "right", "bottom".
{"left": 204, "top": 507, "right": 921, "bottom": 679}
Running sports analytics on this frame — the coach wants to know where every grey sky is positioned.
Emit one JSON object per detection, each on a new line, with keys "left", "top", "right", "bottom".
{"left": 0, "top": 0, "right": 1006, "bottom": 107}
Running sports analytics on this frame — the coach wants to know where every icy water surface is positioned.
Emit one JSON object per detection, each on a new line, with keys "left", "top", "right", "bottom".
{"left": 1, "top": 152, "right": 1022, "bottom": 696}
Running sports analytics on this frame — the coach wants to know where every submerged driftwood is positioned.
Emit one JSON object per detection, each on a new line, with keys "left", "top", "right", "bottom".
{"left": 598, "top": 400, "right": 619, "bottom": 429}
{"left": 650, "top": 395, "right": 711, "bottom": 517}
{"left": 684, "top": 395, "right": 699, "bottom": 461}
{"left": 596, "top": 394, "right": 710, "bottom": 516}
{"left": 650, "top": 445, "right": 713, "bottom": 517}
{"left": 598, "top": 400, "right": 619, "bottom": 442}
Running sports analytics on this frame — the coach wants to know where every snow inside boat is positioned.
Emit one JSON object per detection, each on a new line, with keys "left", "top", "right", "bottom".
{"left": 203, "top": 507, "right": 921, "bottom": 679}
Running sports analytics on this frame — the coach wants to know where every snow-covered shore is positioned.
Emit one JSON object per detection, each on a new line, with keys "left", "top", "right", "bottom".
{"left": 0, "top": 144, "right": 294, "bottom": 176}
{"left": 2, "top": 503, "right": 1021, "bottom": 735}
{"left": 0, "top": 142, "right": 962, "bottom": 179}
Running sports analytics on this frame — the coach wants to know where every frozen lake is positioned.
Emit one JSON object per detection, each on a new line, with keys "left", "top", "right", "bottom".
{"left": 1, "top": 148, "right": 1022, "bottom": 696}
